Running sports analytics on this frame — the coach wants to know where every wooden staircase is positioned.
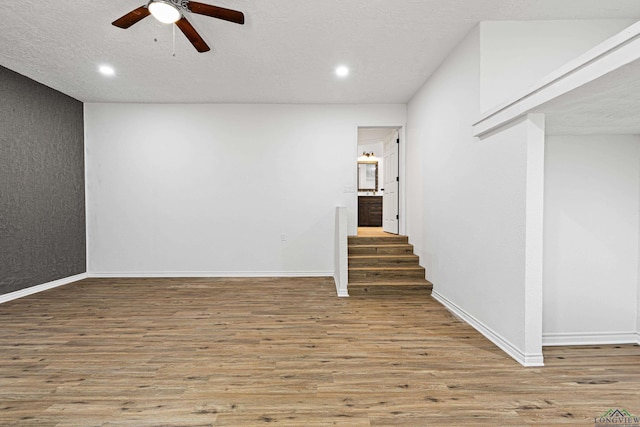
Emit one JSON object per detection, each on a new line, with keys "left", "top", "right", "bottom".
{"left": 348, "top": 234, "right": 433, "bottom": 289}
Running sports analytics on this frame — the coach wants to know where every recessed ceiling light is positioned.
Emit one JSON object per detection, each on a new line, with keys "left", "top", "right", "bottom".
{"left": 336, "top": 65, "right": 349, "bottom": 78}
{"left": 98, "top": 65, "right": 116, "bottom": 77}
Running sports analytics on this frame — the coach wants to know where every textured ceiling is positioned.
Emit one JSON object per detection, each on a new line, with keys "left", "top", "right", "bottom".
{"left": 1, "top": 0, "right": 640, "bottom": 103}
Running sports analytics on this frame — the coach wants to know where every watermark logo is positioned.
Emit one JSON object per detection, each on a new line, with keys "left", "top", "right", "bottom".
{"left": 594, "top": 409, "right": 640, "bottom": 426}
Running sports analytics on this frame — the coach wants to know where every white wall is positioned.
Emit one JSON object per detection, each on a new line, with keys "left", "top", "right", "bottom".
{"left": 480, "top": 19, "right": 636, "bottom": 112}
{"left": 85, "top": 103, "right": 405, "bottom": 276}
{"left": 334, "top": 206, "right": 348, "bottom": 297}
{"left": 543, "top": 135, "right": 640, "bottom": 345}
{"left": 406, "top": 26, "right": 544, "bottom": 366}
{"left": 406, "top": 18, "right": 640, "bottom": 365}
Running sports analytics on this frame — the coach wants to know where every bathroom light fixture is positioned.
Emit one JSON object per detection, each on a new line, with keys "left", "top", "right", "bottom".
{"left": 362, "top": 151, "right": 375, "bottom": 157}
{"left": 148, "top": 0, "right": 182, "bottom": 24}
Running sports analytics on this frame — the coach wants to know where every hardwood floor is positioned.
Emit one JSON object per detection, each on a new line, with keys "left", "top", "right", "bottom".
{"left": 0, "top": 277, "right": 638, "bottom": 426}
{"left": 357, "top": 227, "right": 387, "bottom": 236}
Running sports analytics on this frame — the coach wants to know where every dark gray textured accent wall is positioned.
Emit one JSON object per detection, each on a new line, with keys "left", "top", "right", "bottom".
{"left": 0, "top": 65, "right": 86, "bottom": 295}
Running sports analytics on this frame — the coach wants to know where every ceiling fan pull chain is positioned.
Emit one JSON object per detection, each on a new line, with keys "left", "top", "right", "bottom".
{"left": 172, "top": 23, "right": 176, "bottom": 57}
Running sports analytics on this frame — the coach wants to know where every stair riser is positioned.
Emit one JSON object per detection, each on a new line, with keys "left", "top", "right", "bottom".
{"left": 348, "top": 246, "right": 414, "bottom": 255}
{"left": 349, "top": 269, "right": 426, "bottom": 283}
{"left": 348, "top": 282, "right": 434, "bottom": 289}
{"left": 348, "top": 236, "right": 409, "bottom": 245}
{"left": 348, "top": 257, "right": 420, "bottom": 267}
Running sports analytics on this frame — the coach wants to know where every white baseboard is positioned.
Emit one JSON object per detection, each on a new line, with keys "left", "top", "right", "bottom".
{"left": 333, "top": 276, "right": 349, "bottom": 297}
{"left": 543, "top": 331, "right": 639, "bottom": 347}
{"left": 431, "top": 290, "right": 544, "bottom": 367}
{"left": 0, "top": 273, "right": 88, "bottom": 304}
{"left": 88, "top": 271, "right": 333, "bottom": 278}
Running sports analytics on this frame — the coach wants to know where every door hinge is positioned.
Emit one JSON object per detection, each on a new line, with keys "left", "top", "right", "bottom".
{"left": 396, "top": 138, "right": 400, "bottom": 144}
{"left": 396, "top": 176, "right": 399, "bottom": 182}
{"left": 396, "top": 214, "right": 399, "bottom": 220}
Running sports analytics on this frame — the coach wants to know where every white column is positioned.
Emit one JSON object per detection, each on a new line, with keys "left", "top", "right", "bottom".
{"left": 523, "top": 113, "right": 545, "bottom": 365}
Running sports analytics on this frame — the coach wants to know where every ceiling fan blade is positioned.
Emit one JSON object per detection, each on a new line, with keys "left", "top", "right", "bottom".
{"left": 112, "top": 5, "right": 150, "bottom": 29}
{"left": 176, "top": 17, "right": 211, "bottom": 52}
{"left": 187, "top": 1, "right": 245, "bottom": 25}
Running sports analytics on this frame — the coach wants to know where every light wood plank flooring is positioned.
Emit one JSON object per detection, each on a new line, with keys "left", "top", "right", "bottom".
{"left": 357, "top": 227, "right": 387, "bottom": 236}
{"left": 0, "top": 277, "right": 639, "bottom": 426}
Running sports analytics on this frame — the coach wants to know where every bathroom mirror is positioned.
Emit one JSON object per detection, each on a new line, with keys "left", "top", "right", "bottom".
{"left": 358, "top": 161, "right": 378, "bottom": 192}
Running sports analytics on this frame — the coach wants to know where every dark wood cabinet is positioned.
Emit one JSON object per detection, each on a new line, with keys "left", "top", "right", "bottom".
{"left": 358, "top": 196, "right": 383, "bottom": 227}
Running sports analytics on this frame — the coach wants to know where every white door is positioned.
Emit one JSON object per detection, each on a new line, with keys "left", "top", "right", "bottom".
{"left": 383, "top": 132, "right": 399, "bottom": 234}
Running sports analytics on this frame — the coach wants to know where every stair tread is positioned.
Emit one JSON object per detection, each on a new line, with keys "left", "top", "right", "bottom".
{"left": 348, "top": 237, "right": 408, "bottom": 244}
{"left": 348, "top": 243, "right": 413, "bottom": 248}
{"left": 349, "top": 280, "right": 433, "bottom": 286}
{"left": 349, "top": 254, "right": 418, "bottom": 259}
{"left": 349, "top": 266, "right": 425, "bottom": 271}
{"left": 349, "top": 246, "right": 414, "bottom": 254}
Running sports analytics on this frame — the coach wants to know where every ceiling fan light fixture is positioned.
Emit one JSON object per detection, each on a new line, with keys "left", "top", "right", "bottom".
{"left": 148, "top": 0, "right": 181, "bottom": 24}
{"left": 113, "top": 1, "right": 244, "bottom": 53}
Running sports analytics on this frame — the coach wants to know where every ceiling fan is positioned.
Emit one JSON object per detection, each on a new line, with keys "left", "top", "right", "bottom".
{"left": 112, "top": 0, "right": 245, "bottom": 53}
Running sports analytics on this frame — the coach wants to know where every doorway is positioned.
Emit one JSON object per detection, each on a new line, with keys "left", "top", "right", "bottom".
{"left": 357, "top": 126, "right": 402, "bottom": 235}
